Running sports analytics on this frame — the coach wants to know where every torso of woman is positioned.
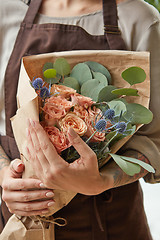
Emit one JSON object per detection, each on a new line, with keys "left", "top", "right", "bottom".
{"left": 39, "top": 0, "right": 126, "bottom": 17}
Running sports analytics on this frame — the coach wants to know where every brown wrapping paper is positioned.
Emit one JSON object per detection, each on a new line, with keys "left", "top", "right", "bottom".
{"left": 1, "top": 50, "right": 150, "bottom": 240}
{"left": 0, "top": 215, "right": 55, "bottom": 240}
{"left": 12, "top": 50, "right": 150, "bottom": 215}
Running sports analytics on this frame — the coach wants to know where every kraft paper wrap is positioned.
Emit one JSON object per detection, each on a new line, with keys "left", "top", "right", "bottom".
{"left": 0, "top": 215, "right": 55, "bottom": 240}
{"left": 12, "top": 49, "right": 150, "bottom": 214}
{"left": 2, "top": 50, "right": 150, "bottom": 240}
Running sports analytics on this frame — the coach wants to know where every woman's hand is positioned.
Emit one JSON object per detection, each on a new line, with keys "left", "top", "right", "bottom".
{"left": 2, "top": 159, "right": 55, "bottom": 216}
{"left": 26, "top": 120, "right": 112, "bottom": 195}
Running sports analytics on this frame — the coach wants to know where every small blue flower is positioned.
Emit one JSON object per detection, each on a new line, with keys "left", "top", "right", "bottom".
{"left": 95, "top": 119, "right": 107, "bottom": 132}
{"left": 115, "top": 121, "right": 127, "bottom": 133}
{"left": 32, "top": 78, "right": 43, "bottom": 90}
{"left": 104, "top": 109, "right": 115, "bottom": 120}
{"left": 40, "top": 87, "right": 50, "bottom": 99}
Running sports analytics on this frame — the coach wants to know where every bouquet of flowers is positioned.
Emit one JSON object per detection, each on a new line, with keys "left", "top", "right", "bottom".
{"left": 2, "top": 50, "right": 154, "bottom": 240}
{"left": 11, "top": 50, "right": 155, "bottom": 213}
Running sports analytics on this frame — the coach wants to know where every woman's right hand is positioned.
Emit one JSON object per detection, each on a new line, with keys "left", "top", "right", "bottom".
{"left": 1, "top": 159, "right": 55, "bottom": 216}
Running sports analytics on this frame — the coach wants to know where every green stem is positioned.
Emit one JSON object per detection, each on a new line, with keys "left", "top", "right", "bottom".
{"left": 100, "top": 132, "right": 117, "bottom": 153}
{"left": 86, "top": 129, "right": 99, "bottom": 144}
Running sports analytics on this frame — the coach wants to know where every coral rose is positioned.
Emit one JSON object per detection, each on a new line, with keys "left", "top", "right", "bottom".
{"left": 73, "top": 105, "right": 89, "bottom": 121}
{"left": 59, "top": 113, "right": 87, "bottom": 136}
{"left": 88, "top": 106, "right": 102, "bottom": 121}
{"left": 71, "top": 94, "right": 94, "bottom": 109}
{"left": 43, "top": 95, "right": 73, "bottom": 125}
{"left": 44, "top": 126, "right": 70, "bottom": 153}
{"left": 51, "top": 84, "right": 76, "bottom": 99}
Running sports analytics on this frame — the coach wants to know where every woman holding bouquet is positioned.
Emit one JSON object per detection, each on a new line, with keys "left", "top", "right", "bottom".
{"left": 0, "top": 0, "right": 160, "bottom": 239}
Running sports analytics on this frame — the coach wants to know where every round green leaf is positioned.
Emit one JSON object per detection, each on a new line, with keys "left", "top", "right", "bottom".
{"left": 92, "top": 72, "right": 108, "bottom": 86}
{"left": 70, "top": 63, "right": 92, "bottom": 86}
{"left": 54, "top": 58, "right": 71, "bottom": 76}
{"left": 63, "top": 77, "right": 80, "bottom": 92}
{"left": 110, "top": 153, "right": 141, "bottom": 176}
{"left": 108, "top": 100, "right": 127, "bottom": 116}
{"left": 112, "top": 88, "right": 139, "bottom": 96}
{"left": 81, "top": 79, "right": 103, "bottom": 99}
{"left": 124, "top": 103, "right": 153, "bottom": 124}
{"left": 43, "top": 62, "right": 54, "bottom": 72}
{"left": 85, "top": 61, "right": 112, "bottom": 84}
{"left": 43, "top": 69, "right": 57, "bottom": 79}
{"left": 98, "top": 85, "right": 118, "bottom": 102}
{"left": 122, "top": 66, "right": 146, "bottom": 86}
{"left": 90, "top": 83, "right": 106, "bottom": 102}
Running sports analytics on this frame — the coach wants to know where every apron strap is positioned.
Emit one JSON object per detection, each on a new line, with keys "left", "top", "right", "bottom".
{"left": 22, "top": 0, "right": 42, "bottom": 26}
{"left": 103, "top": 0, "right": 127, "bottom": 50}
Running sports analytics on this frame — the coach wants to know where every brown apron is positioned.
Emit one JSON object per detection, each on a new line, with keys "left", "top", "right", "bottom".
{"left": 0, "top": 0, "right": 153, "bottom": 239}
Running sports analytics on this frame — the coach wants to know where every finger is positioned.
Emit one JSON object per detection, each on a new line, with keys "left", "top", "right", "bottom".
{"left": 10, "top": 159, "right": 25, "bottom": 178}
{"left": 27, "top": 121, "right": 46, "bottom": 171}
{"left": 3, "top": 189, "right": 54, "bottom": 202}
{"left": 8, "top": 199, "right": 55, "bottom": 216}
{"left": 67, "top": 128, "right": 96, "bottom": 160}
{"left": 26, "top": 144, "right": 43, "bottom": 176}
{"left": 2, "top": 178, "right": 44, "bottom": 191}
{"left": 29, "top": 120, "right": 64, "bottom": 165}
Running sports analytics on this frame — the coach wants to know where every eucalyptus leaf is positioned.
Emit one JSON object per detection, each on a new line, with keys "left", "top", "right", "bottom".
{"left": 122, "top": 66, "right": 146, "bottom": 86}
{"left": 92, "top": 72, "right": 108, "bottom": 86}
{"left": 62, "top": 77, "right": 80, "bottom": 92}
{"left": 112, "top": 88, "right": 139, "bottom": 96}
{"left": 54, "top": 58, "right": 71, "bottom": 76}
{"left": 108, "top": 100, "right": 127, "bottom": 116}
{"left": 85, "top": 61, "right": 112, "bottom": 84}
{"left": 124, "top": 103, "right": 153, "bottom": 124}
{"left": 81, "top": 79, "right": 104, "bottom": 100}
{"left": 109, "top": 153, "right": 141, "bottom": 176}
{"left": 111, "top": 98, "right": 127, "bottom": 105}
{"left": 90, "top": 83, "right": 107, "bottom": 102}
{"left": 43, "top": 69, "right": 57, "bottom": 79}
{"left": 121, "top": 156, "right": 155, "bottom": 173}
{"left": 98, "top": 85, "right": 118, "bottom": 102}
{"left": 43, "top": 62, "right": 54, "bottom": 72}
{"left": 70, "top": 63, "right": 92, "bottom": 86}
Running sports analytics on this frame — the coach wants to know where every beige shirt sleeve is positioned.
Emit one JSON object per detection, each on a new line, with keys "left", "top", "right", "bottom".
{"left": 118, "top": 2, "right": 160, "bottom": 183}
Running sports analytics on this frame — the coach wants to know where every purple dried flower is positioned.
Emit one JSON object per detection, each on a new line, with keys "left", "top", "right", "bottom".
{"left": 40, "top": 87, "right": 50, "bottom": 99}
{"left": 115, "top": 122, "right": 127, "bottom": 133}
{"left": 95, "top": 119, "right": 107, "bottom": 132}
{"left": 104, "top": 109, "right": 115, "bottom": 120}
{"left": 32, "top": 78, "right": 43, "bottom": 90}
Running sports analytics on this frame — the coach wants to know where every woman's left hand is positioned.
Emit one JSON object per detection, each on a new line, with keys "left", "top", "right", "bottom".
{"left": 26, "top": 120, "right": 111, "bottom": 195}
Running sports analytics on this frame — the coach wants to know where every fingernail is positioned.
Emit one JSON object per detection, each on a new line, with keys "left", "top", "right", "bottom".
{"left": 48, "top": 201, "right": 54, "bottom": 207}
{"left": 42, "top": 210, "right": 49, "bottom": 214}
{"left": 17, "top": 163, "right": 23, "bottom": 168}
{"left": 40, "top": 183, "right": 46, "bottom": 188}
{"left": 46, "top": 192, "right": 54, "bottom": 198}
